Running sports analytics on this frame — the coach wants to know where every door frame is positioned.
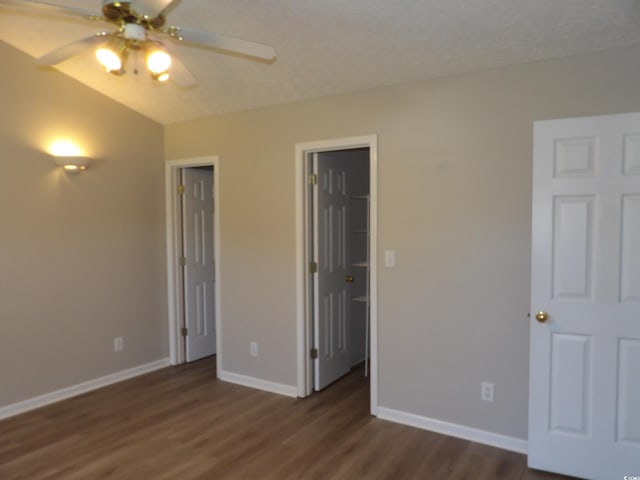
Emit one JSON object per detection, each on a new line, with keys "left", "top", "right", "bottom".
{"left": 294, "top": 135, "right": 379, "bottom": 415}
{"left": 165, "top": 156, "right": 222, "bottom": 373}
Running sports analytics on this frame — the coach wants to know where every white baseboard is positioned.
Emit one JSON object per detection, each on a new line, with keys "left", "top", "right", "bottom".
{"left": 219, "top": 370, "right": 298, "bottom": 398}
{"left": 377, "top": 406, "right": 528, "bottom": 454}
{"left": 0, "top": 358, "right": 170, "bottom": 421}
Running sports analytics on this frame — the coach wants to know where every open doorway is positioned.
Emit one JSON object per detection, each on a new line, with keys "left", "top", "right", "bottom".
{"left": 165, "top": 156, "right": 222, "bottom": 375}
{"left": 295, "top": 136, "right": 378, "bottom": 415}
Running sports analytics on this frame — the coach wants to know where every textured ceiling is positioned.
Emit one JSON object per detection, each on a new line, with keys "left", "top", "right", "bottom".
{"left": 1, "top": 0, "right": 640, "bottom": 125}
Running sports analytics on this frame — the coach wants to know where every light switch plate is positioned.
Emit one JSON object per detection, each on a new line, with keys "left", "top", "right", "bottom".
{"left": 385, "top": 250, "right": 395, "bottom": 268}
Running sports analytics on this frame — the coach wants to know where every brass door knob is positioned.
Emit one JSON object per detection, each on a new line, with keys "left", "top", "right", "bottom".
{"left": 535, "top": 311, "right": 549, "bottom": 323}
{"left": 345, "top": 274, "right": 354, "bottom": 283}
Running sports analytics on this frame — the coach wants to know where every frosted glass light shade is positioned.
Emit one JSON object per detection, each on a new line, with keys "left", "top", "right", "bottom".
{"left": 53, "top": 156, "right": 90, "bottom": 173}
{"left": 147, "top": 49, "right": 171, "bottom": 74}
{"left": 96, "top": 47, "right": 122, "bottom": 72}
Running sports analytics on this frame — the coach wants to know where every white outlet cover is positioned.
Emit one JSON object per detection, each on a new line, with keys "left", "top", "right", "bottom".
{"left": 481, "top": 381, "right": 494, "bottom": 402}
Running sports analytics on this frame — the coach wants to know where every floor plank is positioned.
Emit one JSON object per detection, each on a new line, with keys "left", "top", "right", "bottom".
{"left": 0, "top": 357, "right": 574, "bottom": 479}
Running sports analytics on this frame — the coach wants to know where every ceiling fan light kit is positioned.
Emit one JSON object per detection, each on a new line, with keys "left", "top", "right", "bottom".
{"left": 95, "top": 27, "right": 171, "bottom": 80}
{"left": 0, "top": 0, "right": 277, "bottom": 86}
{"left": 94, "top": 15, "right": 171, "bottom": 80}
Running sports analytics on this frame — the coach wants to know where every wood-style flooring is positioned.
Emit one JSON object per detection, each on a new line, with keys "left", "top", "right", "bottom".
{"left": 0, "top": 357, "right": 574, "bottom": 479}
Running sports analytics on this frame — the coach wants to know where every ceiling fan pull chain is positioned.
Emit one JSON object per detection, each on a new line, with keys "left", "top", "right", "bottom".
{"left": 133, "top": 49, "right": 139, "bottom": 75}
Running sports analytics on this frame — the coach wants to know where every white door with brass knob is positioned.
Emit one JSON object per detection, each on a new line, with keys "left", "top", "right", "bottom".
{"left": 182, "top": 167, "right": 216, "bottom": 362}
{"left": 529, "top": 113, "right": 640, "bottom": 479}
{"left": 312, "top": 152, "right": 352, "bottom": 391}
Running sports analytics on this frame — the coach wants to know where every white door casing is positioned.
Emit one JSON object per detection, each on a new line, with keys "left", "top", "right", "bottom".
{"left": 529, "top": 113, "right": 640, "bottom": 479}
{"left": 295, "top": 134, "right": 378, "bottom": 415}
{"left": 182, "top": 167, "right": 216, "bottom": 362}
{"left": 312, "top": 153, "right": 352, "bottom": 390}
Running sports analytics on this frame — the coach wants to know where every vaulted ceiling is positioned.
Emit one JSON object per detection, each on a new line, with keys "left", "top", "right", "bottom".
{"left": 1, "top": 0, "right": 639, "bottom": 125}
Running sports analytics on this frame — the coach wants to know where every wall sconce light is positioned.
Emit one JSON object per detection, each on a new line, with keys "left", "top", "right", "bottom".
{"left": 53, "top": 156, "right": 90, "bottom": 173}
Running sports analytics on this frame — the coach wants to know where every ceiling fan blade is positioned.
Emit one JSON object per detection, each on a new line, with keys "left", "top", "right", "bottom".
{"left": 36, "top": 33, "right": 111, "bottom": 66}
{"left": 0, "top": 0, "right": 98, "bottom": 20}
{"left": 130, "top": 0, "right": 174, "bottom": 19}
{"left": 167, "top": 26, "right": 276, "bottom": 61}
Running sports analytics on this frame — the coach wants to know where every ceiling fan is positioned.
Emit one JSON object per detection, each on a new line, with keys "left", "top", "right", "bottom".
{"left": 0, "top": 0, "right": 277, "bottom": 85}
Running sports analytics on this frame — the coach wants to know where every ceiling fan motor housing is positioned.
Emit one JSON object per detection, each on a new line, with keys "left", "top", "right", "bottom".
{"left": 101, "top": 1, "right": 166, "bottom": 29}
{"left": 124, "top": 23, "right": 146, "bottom": 42}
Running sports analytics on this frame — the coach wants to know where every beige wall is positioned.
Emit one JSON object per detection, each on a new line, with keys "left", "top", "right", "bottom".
{"left": 0, "top": 41, "right": 167, "bottom": 407}
{"left": 165, "top": 44, "right": 640, "bottom": 440}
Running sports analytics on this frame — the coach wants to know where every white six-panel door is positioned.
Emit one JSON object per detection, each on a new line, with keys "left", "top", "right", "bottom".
{"left": 529, "top": 113, "right": 640, "bottom": 479}
{"left": 182, "top": 167, "right": 216, "bottom": 362}
{"left": 313, "top": 153, "right": 352, "bottom": 390}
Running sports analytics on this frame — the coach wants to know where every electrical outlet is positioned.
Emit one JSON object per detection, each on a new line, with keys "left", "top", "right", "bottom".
{"left": 250, "top": 341, "right": 258, "bottom": 357}
{"left": 114, "top": 337, "right": 124, "bottom": 353}
{"left": 481, "top": 381, "right": 494, "bottom": 402}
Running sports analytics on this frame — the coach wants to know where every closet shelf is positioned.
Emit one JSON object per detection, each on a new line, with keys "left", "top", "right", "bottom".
{"left": 350, "top": 190, "right": 370, "bottom": 378}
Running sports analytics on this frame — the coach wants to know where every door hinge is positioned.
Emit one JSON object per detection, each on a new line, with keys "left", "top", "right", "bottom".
{"left": 308, "top": 174, "right": 317, "bottom": 186}
{"left": 310, "top": 348, "right": 318, "bottom": 359}
{"left": 181, "top": 327, "right": 188, "bottom": 337}
{"left": 309, "top": 261, "right": 318, "bottom": 273}
{"left": 179, "top": 256, "right": 187, "bottom": 266}
{"left": 177, "top": 184, "right": 185, "bottom": 195}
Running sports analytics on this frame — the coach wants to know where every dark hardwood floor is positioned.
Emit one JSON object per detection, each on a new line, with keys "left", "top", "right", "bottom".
{"left": 0, "top": 357, "right": 573, "bottom": 479}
